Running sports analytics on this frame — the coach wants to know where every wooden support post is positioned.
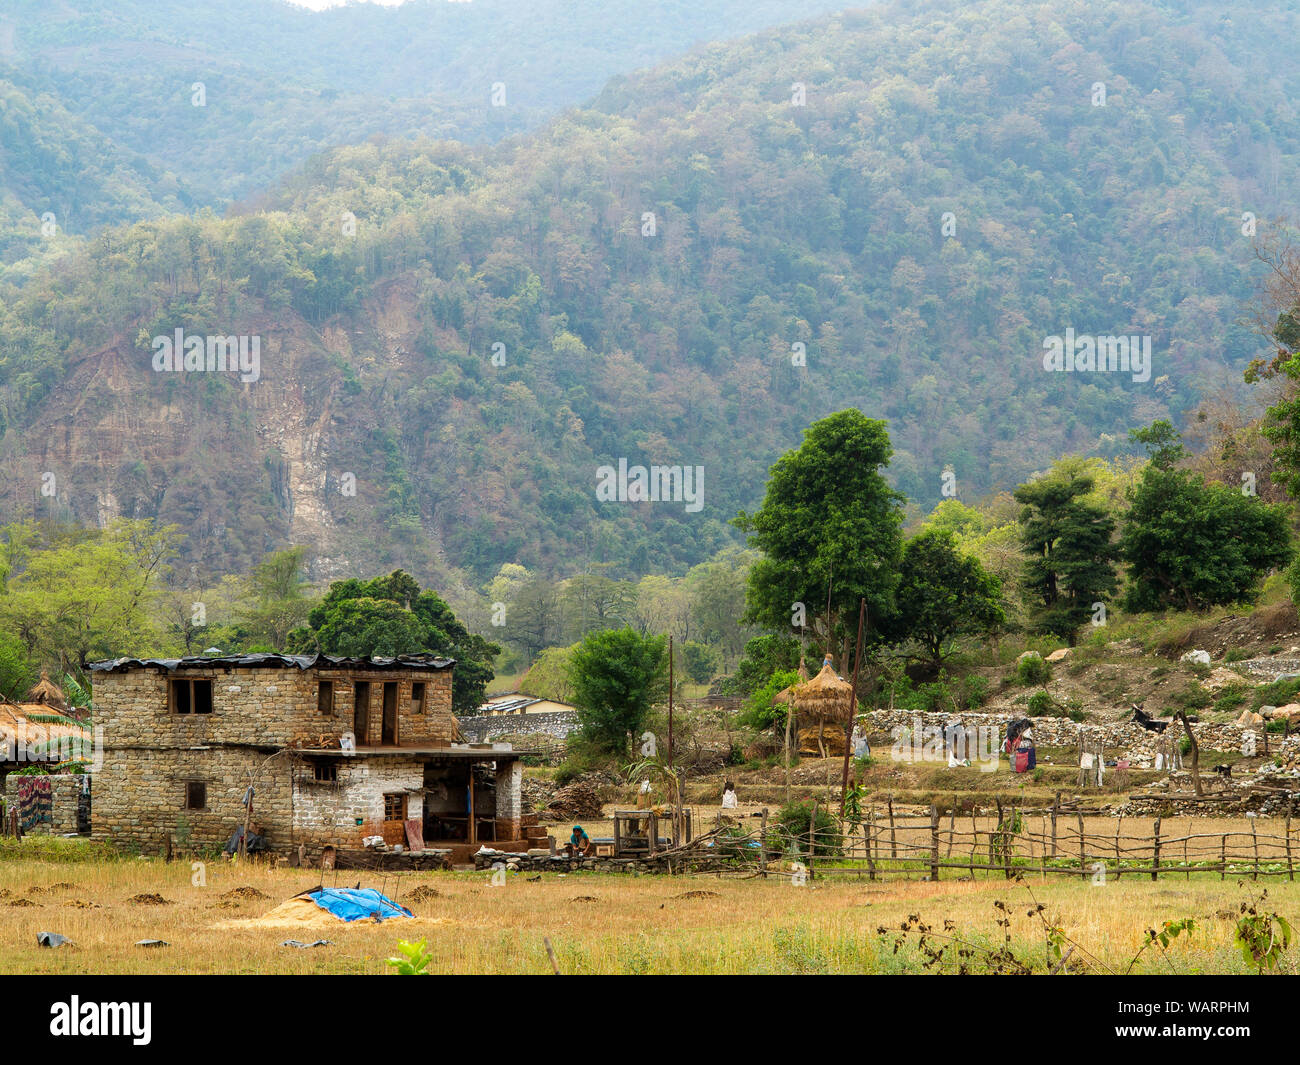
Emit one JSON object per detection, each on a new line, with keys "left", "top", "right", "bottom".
{"left": 946, "top": 808, "right": 955, "bottom": 858}
{"left": 1114, "top": 817, "right": 1123, "bottom": 881}
{"left": 1152, "top": 818, "right": 1161, "bottom": 882}
{"left": 1220, "top": 833, "right": 1226, "bottom": 881}
{"left": 759, "top": 808, "right": 768, "bottom": 879}
{"left": 929, "top": 804, "right": 940, "bottom": 882}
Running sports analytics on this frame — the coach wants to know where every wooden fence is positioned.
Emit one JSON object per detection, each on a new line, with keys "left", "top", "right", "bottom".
{"left": 683, "top": 795, "right": 1300, "bottom": 882}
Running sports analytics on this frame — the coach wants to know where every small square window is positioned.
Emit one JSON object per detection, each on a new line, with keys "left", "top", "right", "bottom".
{"left": 184, "top": 782, "right": 206, "bottom": 810}
{"left": 383, "top": 793, "right": 406, "bottom": 822}
{"left": 313, "top": 761, "right": 338, "bottom": 783}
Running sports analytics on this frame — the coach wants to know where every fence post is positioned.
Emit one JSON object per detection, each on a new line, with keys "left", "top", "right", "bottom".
{"left": 1220, "top": 833, "right": 1227, "bottom": 881}
{"left": 929, "top": 804, "right": 940, "bottom": 882}
{"left": 1051, "top": 792, "right": 1060, "bottom": 858}
{"left": 887, "top": 796, "right": 897, "bottom": 859}
{"left": 866, "top": 808, "right": 876, "bottom": 882}
{"left": 1287, "top": 807, "right": 1294, "bottom": 883}
{"left": 1077, "top": 813, "right": 1086, "bottom": 881}
{"left": 1152, "top": 818, "right": 1161, "bottom": 882}
{"left": 807, "top": 801, "right": 817, "bottom": 881}
{"left": 1251, "top": 819, "right": 1259, "bottom": 882}
{"left": 759, "top": 808, "right": 768, "bottom": 879}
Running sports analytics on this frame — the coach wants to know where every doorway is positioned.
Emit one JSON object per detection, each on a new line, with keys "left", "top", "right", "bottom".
{"left": 353, "top": 681, "right": 371, "bottom": 743}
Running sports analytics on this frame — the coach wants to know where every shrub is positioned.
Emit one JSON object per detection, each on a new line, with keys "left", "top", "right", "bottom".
{"left": 1027, "top": 690, "right": 1054, "bottom": 716}
{"left": 772, "top": 800, "right": 842, "bottom": 858}
{"left": 1015, "top": 653, "right": 1051, "bottom": 686}
{"left": 1224, "top": 648, "right": 1248, "bottom": 663}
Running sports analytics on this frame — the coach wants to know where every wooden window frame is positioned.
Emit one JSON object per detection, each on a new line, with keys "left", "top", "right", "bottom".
{"left": 312, "top": 761, "right": 338, "bottom": 783}
{"left": 383, "top": 792, "right": 407, "bottom": 822}
{"left": 184, "top": 781, "right": 207, "bottom": 810}
{"left": 318, "top": 680, "right": 335, "bottom": 715}
{"left": 411, "top": 681, "right": 426, "bottom": 716}
{"left": 170, "top": 677, "right": 213, "bottom": 715}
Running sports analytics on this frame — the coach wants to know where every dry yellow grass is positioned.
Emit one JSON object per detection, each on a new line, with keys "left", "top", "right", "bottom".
{"left": 1, "top": 838, "right": 1294, "bottom": 974}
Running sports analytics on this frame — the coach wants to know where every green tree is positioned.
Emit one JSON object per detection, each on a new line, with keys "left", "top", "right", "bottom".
{"left": 568, "top": 627, "right": 667, "bottom": 754}
{"left": 737, "top": 410, "right": 904, "bottom": 655}
{"left": 892, "top": 529, "right": 1006, "bottom": 671}
{"left": 679, "top": 640, "right": 721, "bottom": 685}
{"left": 729, "top": 633, "right": 803, "bottom": 697}
{"left": 1121, "top": 423, "right": 1293, "bottom": 612}
{"left": 1014, "top": 465, "right": 1118, "bottom": 640}
{"left": 293, "top": 570, "right": 498, "bottom": 713}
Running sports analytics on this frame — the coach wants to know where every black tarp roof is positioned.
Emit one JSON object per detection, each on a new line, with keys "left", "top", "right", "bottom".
{"left": 88, "top": 652, "right": 454, "bottom": 673}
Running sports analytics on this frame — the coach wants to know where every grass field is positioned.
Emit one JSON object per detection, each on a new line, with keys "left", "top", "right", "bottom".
{"left": 2, "top": 838, "right": 1294, "bottom": 974}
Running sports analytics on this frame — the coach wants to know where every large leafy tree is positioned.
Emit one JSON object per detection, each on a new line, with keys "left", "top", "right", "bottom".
{"left": 568, "top": 627, "right": 667, "bottom": 755}
{"left": 891, "top": 530, "right": 1005, "bottom": 671}
{"left": 737, "top": 410, "right": 904, "bottom": 660}
{"left": 1014, "top": 465, "right": 1118, "bottom": 640}
{"left": 0, "top": 519, "right": 177, "bottom": 681}
{"left": 291, "top": 570, "right": 498, "bottom": 713}
{"left": 1121, "top": 422, "right": 1294, "bottom": 612}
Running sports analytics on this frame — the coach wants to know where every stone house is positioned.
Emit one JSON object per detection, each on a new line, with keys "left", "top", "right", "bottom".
{"left": 89, "top": 653, "right": 525, "bottom": 859}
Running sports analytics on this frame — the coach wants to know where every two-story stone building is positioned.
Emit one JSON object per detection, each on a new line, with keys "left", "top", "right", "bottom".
{"left": 89, "top": 652, "right": 526, "bottom": 859}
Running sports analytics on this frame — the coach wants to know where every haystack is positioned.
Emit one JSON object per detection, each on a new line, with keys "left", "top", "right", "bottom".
{"left": 26, "top": 670, "right": 67, "bottom": 710}
{"left": 791, "top": 657, "right": 855, "bottom": 757}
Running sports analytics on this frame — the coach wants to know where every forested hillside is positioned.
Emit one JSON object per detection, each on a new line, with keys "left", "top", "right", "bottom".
{"left": 2, "top": 0, "right": 1298, "bottom": 591}
{"left": 0, "top": 0, "right": 850, "bottom": 252}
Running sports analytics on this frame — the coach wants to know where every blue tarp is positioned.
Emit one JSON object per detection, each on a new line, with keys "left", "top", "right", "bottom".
{"left": 300, "top": 888, "right": 414, "bottom": 923}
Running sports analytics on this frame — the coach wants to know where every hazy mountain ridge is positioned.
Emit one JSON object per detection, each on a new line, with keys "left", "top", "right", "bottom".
{"left": 2, "top": 0, "right": 1298, "bottom": 592}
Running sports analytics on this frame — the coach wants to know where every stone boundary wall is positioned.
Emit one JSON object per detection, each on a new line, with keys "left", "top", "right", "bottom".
{"left": 458, "top": 710, "right": 580, "bottom": 743}
{"left": 865, "top": 708, "right": 1253, "bottom": 759}
{"left": 473, "top": 848, "right": 678, "bottom": 874}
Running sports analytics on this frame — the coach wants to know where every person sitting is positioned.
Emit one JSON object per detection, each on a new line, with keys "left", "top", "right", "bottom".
{"left": 564, "top": 825, "right": 592, "bottom": 857}
{"left": 721, "top": 781, "right": 738, "bottom": 809}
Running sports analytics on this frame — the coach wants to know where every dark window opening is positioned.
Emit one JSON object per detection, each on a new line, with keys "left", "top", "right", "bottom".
{"left": 313, "top": 761, "right": 338, "bottom": 783}
{"left": 172, "top": 678, "right": 213, "bottom": 715}
{"left": 318, "top": 680, "right": 334, "bottom": 715}
{"left": 184, "top": 782, "right": 206, "bottom": 810}
{"left": 411, "top": 681, "right": 426, "bottom": 715}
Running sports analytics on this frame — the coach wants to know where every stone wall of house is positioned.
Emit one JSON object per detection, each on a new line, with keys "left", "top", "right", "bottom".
{"left": 3, "top": 774, "right": 86, "bottom": 835}
{"left": 91, "top": 745, "right": 433, "bottom": 854}
{"left": 92, "top": 664, "right": 455, "bottom": 752}
{"left": 457, "top": 710, "right": 580, "bottom": 742}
